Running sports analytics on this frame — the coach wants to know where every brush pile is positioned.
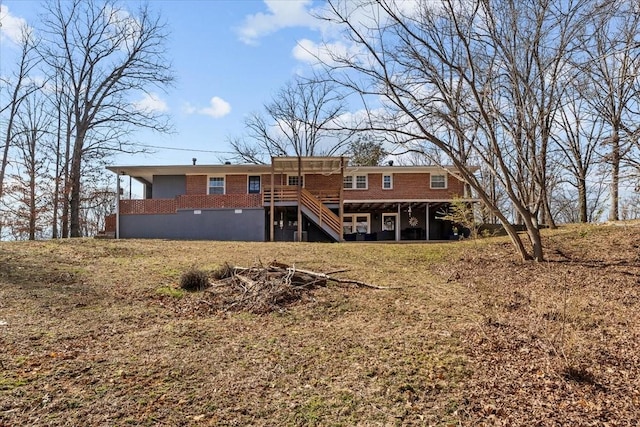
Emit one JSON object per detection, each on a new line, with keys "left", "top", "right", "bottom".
{"left": 165, "top": 260, "right": 389, "bottom": 316}
{"left": 209, "top": 261, "right": 330, "bottom": 314}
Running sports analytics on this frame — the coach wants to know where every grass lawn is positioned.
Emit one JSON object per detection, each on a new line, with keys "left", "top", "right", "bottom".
{"left": 1, "top": 223, "right": 639, "bottom": 425}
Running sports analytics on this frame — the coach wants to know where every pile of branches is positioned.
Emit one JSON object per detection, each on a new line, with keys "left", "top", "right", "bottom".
{"left": 205, "top": 261, "right": 386, "bottom": 314}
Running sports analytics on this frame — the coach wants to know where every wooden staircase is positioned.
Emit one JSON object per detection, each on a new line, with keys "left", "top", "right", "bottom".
{"left": 299, "top": 189, "right": 342, "bottom": 241}
{"left": 264, "top": 186, "right": 342, "bottom": 241}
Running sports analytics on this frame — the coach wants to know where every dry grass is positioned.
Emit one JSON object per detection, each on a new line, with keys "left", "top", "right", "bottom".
{"left": 0, "top": 223, "right": 638, "bottom": 425}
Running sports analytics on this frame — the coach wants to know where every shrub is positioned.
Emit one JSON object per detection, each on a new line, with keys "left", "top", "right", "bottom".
{"left": 179, "top": 267, "right": 209, "bottom": 292}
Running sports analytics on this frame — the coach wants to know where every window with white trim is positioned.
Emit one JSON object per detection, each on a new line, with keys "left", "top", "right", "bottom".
{"left": 343, "top": 174, "right": 368, "bottom": 190}
{"left": 208, "top": 176, "right": 225, "bottom": 194}
{"left": 430, "top": 174, "right": 447, "bottom": 189}
{"left": 288, "top": 175, "right": 304, "bottom": 187}
{"left": 343, "top": 214, "right": 370, "bottom": 233}
{"left": 382, "top": 174, "right": 393, "bottom": 190}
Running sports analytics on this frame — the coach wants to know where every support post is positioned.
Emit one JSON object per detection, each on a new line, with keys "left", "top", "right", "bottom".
{"left": 397, "top": 203, "right": 401, "bottom": 241}
{"left": 297, "top": 156, "right": 302, "bottom": 242}
{"left": 270, "top": 157, "right": 275, "bottom": 242}
{"left": 339, "top": 156, "right": 345, "bottom": 242}
{"left": 425, "top": 202, "right": 430, "bottom": 241}
{"left": 115, "top": 172, "right": 121, "bottom": 239}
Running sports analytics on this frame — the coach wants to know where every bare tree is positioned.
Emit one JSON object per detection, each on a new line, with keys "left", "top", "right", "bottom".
{"left": 0, "top": 26, "right": 41, "bottom": 201}
{"left": 79, "top": 172, "right": 116, "bottom": 237}
{"left": 550, "top": 80, "right": 607, "bottom": 223}
{"left": 38, "top": 0, "right": 173, "bottom": 237}
{"left": 4, "top": 89, "right": 53, "bottom": 240}
{"left": 576, "top": 1, "right": 640, "bottom": 221}
{"left": 229, "top": 77, "right": 353, "bottom": 163}
{"left": 319, "top": 0, "right": 597, "bottom": 261}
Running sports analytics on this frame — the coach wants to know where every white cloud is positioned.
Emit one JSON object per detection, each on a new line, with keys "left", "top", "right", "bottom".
{"left": 293, "top": 38, "right": 360, "bottom": 66}
{"left": 200, "top": 97, "right": 231, "bottom": 118}
{"left": 237, "top": 0, "right": 323, "bottom": 45}
{"left": 0, "top": 5, "right": 29, "bottom": 45}
{"left": 134, "top": 93, "right": 169, "bottom": 113}
{"left": 184, "top": 97, "right": 231, "bottom": 119}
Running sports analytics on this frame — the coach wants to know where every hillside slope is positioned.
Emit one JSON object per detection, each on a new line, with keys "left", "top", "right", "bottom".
{"left": 0, "top": 224, "right": 638, "bottom": 425}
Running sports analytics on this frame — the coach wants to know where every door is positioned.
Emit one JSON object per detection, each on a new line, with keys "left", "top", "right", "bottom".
{"left": 382, "top": 213, "right": 398, "bottom": 241}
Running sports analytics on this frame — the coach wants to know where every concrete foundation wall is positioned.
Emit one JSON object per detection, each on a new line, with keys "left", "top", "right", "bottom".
{"left": 120, "top": 208, "right": 265, "bottom": 241}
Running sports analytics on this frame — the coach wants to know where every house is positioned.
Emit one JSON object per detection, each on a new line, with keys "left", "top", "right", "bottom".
{"left": 103, "top": 156, "right": 476, "bottom": 242}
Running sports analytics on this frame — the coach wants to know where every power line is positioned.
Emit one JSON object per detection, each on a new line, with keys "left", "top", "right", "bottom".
{"left": 135, "top": 143, "right": 235, "bottom": 155}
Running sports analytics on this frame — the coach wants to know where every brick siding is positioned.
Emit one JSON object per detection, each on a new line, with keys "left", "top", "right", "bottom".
{"left": 120, "top": 198, "right": 178, "bottom": 214}
{"left": 226, "top": 174, "right": 248, "bottom": 194}
{"left": 119, "top": 194, "right": 262, "bottom": 214}
{"left": 186, "top": 175, "right": 207, "bottom": 195}
{"left": 177, "top": 194, "right": 262, "bottom": 209}
{"left": 121, "top": 170, "right": 465, "bottom": 216}
{"left": 105, "top": 214, "right": 116, "bottom": 232}
{"left": 305, "top": 173, "right": 342, "bottom": 192}
{"left": 344, "top": 172, "right": 465, "bottom": 200}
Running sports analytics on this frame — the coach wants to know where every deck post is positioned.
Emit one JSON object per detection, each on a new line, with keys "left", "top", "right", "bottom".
{"left": 115, "top": 172, "right": 121, "bottom": 239}
{"left": 270, "top": 157, "right": 275, "bottom": 242}
{"left": 339, "top": 156, "right": 345, "bottom": 242}
{"left": 425, "top": 202, "right": 430, "bottom": 241}
{"left": 397, "top": 203, "right": 401, "bottom": 241}
{"left": 297, "top": 156, "right": 302, "bottom": 242}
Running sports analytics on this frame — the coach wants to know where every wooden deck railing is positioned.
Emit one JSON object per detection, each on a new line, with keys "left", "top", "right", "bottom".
{"left": 299, "top": 188, "right": 342, "bottom": 237}
{"left": 263, "top": 186, "right": 340, "bottom": 204}
{"left": 263, "top": 186, "right": 342, "bottom": 238}
{"left": 262, "top": 185, "right": 298, "bottom": 203}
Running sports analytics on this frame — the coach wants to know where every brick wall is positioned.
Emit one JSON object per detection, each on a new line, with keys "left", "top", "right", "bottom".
{"left": 261, "top": 173, "right": 288, "bottom": 188}
{"left": 120, "top": 194, "right": 262, "bottom": 214}
{"left": 186, "top": 175, "right": 207, "bottom": 195}
{"left": 105, "top": 214, "right": 116, "bottom": 232}
{"left": 344, "top": 172, "right": 465, "bottom": 200}
{"left": 120, "top": 199, "right": 177, "bottom": 214}
{"left": 305, "top": 173, "right": 342, "bottom": 192}
{"left": 226, "top": 174, "right": 248, "bottom": 194}
{"left": 177, "top": 194, "right": 262, "bottom": 209}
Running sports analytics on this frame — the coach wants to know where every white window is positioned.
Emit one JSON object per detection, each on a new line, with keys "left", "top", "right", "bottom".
{"left": 288, "top": 175, "right": 304, "bottom": 187}
{"left": 342, "top": 214, "right": 370, "bottom": 233}
{"left": 430, "top": 174, "right": 447, "bottom": 189}
{"left": 382, "top": 174, "right": 393, "bottom": 190}
{"left": 208, "top": 176, "right": 225, "bottom": 194}
{"left": 342, "top": 216, "right": 353, "bottom": 235}
{"left": 343, "top": 174, "right": 368, "bottom": 190}
{"left": 343, "top": 175, "right": 353, "bottom": 189}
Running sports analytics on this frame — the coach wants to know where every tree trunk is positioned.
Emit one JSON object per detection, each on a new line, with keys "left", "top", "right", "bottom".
{"left": 578, "top": 175, "right": 588, "bottom": 223}
{"left": 61, "top": 110, "right": 72, "bottom": 238}
{"left": 542, "top": 190, "right": 557, "bottom": 229}
{"left": 476, "top": 188, "right": 533, "bottom": 261}
{"left": 0, "top": 102, "right": 18, "bottom": 200}
{"left": 69, "top": 134, "right": 84, "bottom": 238}
{"left": 609, "top": 133, "right": 620, "bottom": 221}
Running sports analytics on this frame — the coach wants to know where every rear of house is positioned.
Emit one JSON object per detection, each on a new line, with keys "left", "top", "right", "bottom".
{"left": 104, "top": 156, "right": 476, "bottom": 242}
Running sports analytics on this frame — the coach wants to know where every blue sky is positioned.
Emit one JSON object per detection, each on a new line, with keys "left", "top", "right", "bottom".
{"left": 0, "top": 0, "right": 341, "bottom": 166}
